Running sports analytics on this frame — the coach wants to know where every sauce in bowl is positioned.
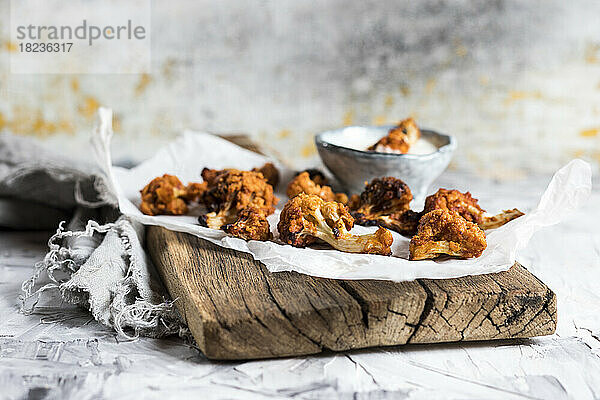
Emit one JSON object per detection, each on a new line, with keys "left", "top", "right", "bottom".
{"left": 321, "top": 126, "right": 439, "bottom": 155}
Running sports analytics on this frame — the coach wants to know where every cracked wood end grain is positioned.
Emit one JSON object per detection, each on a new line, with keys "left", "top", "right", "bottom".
{"left": 147, "top": 226, "right": 557, "bottom": 360}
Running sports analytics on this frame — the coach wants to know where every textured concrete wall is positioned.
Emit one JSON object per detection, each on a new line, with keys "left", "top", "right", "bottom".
{"left": 1, "top": 0, "right": 599, "bottom": 178}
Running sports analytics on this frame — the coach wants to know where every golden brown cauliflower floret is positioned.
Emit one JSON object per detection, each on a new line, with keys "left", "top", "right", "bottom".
{"left": 368, "top": 117, "right": 421, "bottom": 154}
{"left": 277, "top": 193, "right": 393, "bottom": 255}
{"left": 199, "top": 170, "right": 278, "bottom": 229}
{"left": 182, "top": 182, "right": 208, "bottom": 203}
{"left": 350, "top": 177, "right": 419, "bottom": 236}
{"left": 201, "top": 167, "right": 230, "bottom": 188}
{"left": 140, "top": 174, "right": 189, "bottom": 216}
{"left": 203, "top": 162, "right": 280, "bottom": 189}
{"left": 252, "top": 162, "right": 280, "bottom": 188}
{"left": 424, "top": 188, "right": 524, "bottom": 230}
{"left": 409, "top": 209, "right": 487, "bottom": 260}
{"left": 299, "top": 169, "right": 328, "bottom": 186}
{"left": 375, "top": 210, "right": 423, "bottom": 237}
{"left": 222, "top": 207, "right": 272, "bottom": 241}
{"left": 286, "top": 171, "right": 348, "bottom": 204}
{"left": 351, "top": 177, "right": 413, "bottom": 219}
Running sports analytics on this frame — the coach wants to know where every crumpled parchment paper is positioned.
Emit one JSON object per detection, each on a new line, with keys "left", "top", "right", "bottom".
{"left": 96, "top": 109, "right": 592, "bottom": 282}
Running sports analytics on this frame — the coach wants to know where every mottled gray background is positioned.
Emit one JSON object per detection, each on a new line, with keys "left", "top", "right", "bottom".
{"left": 1, "top": 0, "right": 599, "bottom": 178}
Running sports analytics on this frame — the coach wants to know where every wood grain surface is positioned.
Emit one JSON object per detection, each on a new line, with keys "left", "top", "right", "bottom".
{"left": 147, "top": 226, "right": 557, "bottom": 360}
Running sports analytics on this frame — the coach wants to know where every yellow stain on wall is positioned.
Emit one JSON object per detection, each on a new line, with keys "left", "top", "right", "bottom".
{"left": 399, "top": 84, "right": 410, "bottom": 97}
{"left": 342, "top": 110, "right": 355, "bottom": 126}
{"left": 373, "top": 115, "right": 387, "bottom": 126}
{"left": 580, "top": 128, "right": 599, "bottom": 138}
{"left": 3, "top": 41, "right": 17, "bottom": 52}
{"left": 135, "top": 73, "right": 152, "bottom": 95}
{"left": 479, "top": 75, "right": 490, "bottom": 86}
{"left": 79, "top": 97, "right": 100, "bottom": 119}
{"left": 425, "top": 78, "right": 437, "bottom": 94}
{"left": 277, "top": 129, "right": 291, "bottom": 139}
{"left": 585, "top": 43, "right": 600, "bottom": 64}
{"left": 70, "top": 78, "right": 80, "bottom": 92}
{"left": 1, "top": 108, "right": 74, "bottom": 137}
{"left": 162, "top": 59, "right": 177, "bottom": 79}
{"left": 301, "top": 141, "right": 317, "bottom": 158}
{"left": 384, "top": 95, "right": 394, "bottom": 108}
{"left": 572, "top": 149, "right": 585, "bottom": 158}
{"left": 505, "top": 90, "right": 542, "bottom": 105}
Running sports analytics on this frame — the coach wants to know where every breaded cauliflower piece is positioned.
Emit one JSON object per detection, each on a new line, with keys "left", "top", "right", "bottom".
{"left": 202, "top": 162, "right": 280, "bottom": 189}
{"left": 182, "top": 182, "right": 208, "bottom": 203}
{"left": 140, "top": 174, "right": 189, "bottom": 216}
{"left": 368, "top": 117, "right": 421, "bottom": 154}
{"left": 374, "top": 210, "right": 423, "bottom": 237}
{"left": 222, "top": 207, "right": 272, "bottom": 241}
{"left": 277, "top": 193, "right": 393, "bottom": 255}
{"left": 199, "top": 170, "right": 278, "bottom": 229}
{"left": 351, "top": 177, "right": 413, "bottom": 218}
{"left": 252, "top": 162, "right": 280, "bottom": 188}
{"left": 201, "top": 167, "right": 229, "bottom": 188}
{"left": 409, "top": 209, "right": 487, "bottom": 260}
{"left": 286, "top": 171, "right": 348, "bottom": 204}
{"left": 424, "top": 188, "right": 523, "bottom": 230}
{"left": 350, "top": 177, "right": 420, "bottom": 236}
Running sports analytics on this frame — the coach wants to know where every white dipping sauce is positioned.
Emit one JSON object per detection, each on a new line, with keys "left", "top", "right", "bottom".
{"left": 322, "top": 126, "right": 438, "bottom": 155}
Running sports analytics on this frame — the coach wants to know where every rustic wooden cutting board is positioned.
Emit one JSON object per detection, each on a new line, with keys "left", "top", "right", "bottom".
{"left": 147, "top": 226, "right": 556, "bottom": 360}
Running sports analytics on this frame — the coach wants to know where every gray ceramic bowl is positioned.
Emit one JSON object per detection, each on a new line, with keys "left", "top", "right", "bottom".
{"left": 315, "top": 125, "right": 456, "bottom": 201}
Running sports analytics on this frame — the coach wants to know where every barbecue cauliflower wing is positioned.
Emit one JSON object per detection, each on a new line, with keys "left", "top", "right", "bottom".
{"left": 368, "top": 117, "right": 421, "bottom": 154}
{"left": 374, "top": 210, "right": 423, "bottom": 237}
{"left": 286, "top": 171, "right": 348, "bottom": 204}
{"left": 350, "top": 177, "right": 420, "bottom": 236}
{"left": 424, "top": 188, "right": 523, "bottom": 230}
{"left": 277, "top": 193, "right": 393, "bottom": 255}
{"left": 182, "top": 182, "right": 208, "bottom": 203}
{"left": 222, "top": 207, "right": 272, "bottom": 241}
{"left": 351, "top": 177, "right": 412, "bottom": 217}
{"left": 252, "top": 162, "right": 280, "bottom": 188}
{"left": 409, "top": 209, "right": 487, "bottom": 260}
{"left": 140, "top": 174, "right": 189, "bottom": 216}
{"left": 199, "top": 170, "right": 277, "bottom": 229}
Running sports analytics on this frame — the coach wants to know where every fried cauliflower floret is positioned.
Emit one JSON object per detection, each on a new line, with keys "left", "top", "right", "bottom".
{"left": 298, "top": 169, "right": 328, "bottom": 186}
{"left": 203, "top": 163, "right": 280, "bottom": 189}
{"left": 350, "top": 177, "right": 418, "bottom": 236}
{"left": 277, "top": 193, "right": 393, "bottom": 255}
{"left": 182, "top": 182, "right": 208, "bottom": 203}
{"left": 478, "top": 209, "right": 524, "bottom": 230}
{"left": 375, "top": 210, "right": 423, "bottom": 237}
{"left": 252, "top": 162, "right": 280, "bottom": 188}
{"left": 222, "top": 207, "right": 272, "bottom": 241}
{"left": 201, "top": 167, "right": 229, "bottom": 188}
{"left": 424, "top": 188, "right": 524, "bottom": 230}
{"left": 286, "top": 172, "right": 348, "bottom": 204}
{"left": 367, "top": 117, "right": 421, "bottom": 154}
{"left": 199, "top": 170, "right": 277, "bottom": 229}
{"left": 347, "top": 194, "right": 361, "bottom": 210}
{"left": 140, "top": 174, "right": 189, "bottom": 216}
{"left": 351, "top": 177, "right": 413, "bottom": 218}
{"left": 409, "top": 209, "right": 487, "bottom": 260}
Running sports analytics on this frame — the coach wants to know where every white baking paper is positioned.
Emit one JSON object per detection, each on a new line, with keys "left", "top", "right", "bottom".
{"left": 95, "top": 108, "right": 592, "bottom": 282}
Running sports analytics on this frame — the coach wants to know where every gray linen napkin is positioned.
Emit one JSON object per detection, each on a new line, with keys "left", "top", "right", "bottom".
{"left": 1, "top": 127, "right": 185, "bottom": 339}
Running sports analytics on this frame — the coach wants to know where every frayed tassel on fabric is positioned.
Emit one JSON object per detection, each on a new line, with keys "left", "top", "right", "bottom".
{"left": 19, "top": 216, "right": 186, "bottom": 340}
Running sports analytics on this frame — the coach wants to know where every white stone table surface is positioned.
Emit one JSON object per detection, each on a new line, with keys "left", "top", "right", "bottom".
{"left": 1, "top": 172, "right": 599, "bottom": 399}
